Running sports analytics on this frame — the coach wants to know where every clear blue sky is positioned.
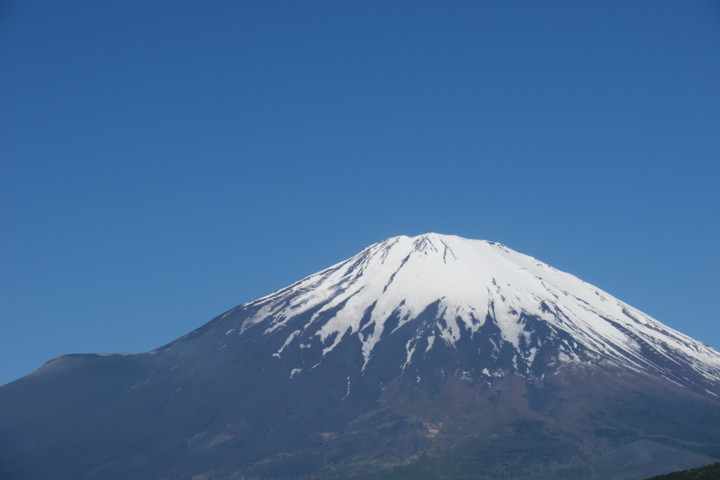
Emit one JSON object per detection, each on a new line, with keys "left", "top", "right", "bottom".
{"left": 1, "top": 1, "right": 719, "bottom": 386}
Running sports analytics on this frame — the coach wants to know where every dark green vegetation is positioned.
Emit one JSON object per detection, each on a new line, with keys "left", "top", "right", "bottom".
{"left": 647, "top": 462, "right": 720, "bottom": 479}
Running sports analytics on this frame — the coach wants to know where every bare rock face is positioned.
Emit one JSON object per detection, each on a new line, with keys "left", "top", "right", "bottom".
{"left": 2, "top": 234, "right": 720, "bottom": 480}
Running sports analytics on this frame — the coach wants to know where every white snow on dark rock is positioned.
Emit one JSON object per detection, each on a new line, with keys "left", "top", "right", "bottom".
{"left": 231, "top": 233, "right": 720, "bottom": 384}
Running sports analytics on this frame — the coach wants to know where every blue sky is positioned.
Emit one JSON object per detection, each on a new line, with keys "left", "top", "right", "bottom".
{"left": 1, "top": 1, "right": 719, "bottom": 386}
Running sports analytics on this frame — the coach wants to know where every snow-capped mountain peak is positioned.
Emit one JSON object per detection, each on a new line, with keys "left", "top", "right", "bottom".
{"left": 227, "top": 234, "right": 720, "bottom": 389}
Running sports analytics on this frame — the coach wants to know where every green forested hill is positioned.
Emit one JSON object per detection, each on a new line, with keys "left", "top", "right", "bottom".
{"left": 647, "top": 462, "right": 720, "bottom": 479}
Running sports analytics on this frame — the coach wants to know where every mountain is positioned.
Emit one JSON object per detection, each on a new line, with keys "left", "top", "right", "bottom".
{"left": 2, "top": 233, "right": 720, "bottom": 480}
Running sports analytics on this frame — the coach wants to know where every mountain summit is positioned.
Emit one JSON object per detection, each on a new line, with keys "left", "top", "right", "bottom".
{"left": 231, "top": 233, "right": 720, "bottom": 390}
{"left": 2, "top": 234, "right": 720, "bottom": 480}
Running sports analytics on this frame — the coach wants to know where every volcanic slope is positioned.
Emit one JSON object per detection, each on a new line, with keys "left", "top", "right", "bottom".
{"left": 2, "top": 234, "right": 720, "bottom": 480}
